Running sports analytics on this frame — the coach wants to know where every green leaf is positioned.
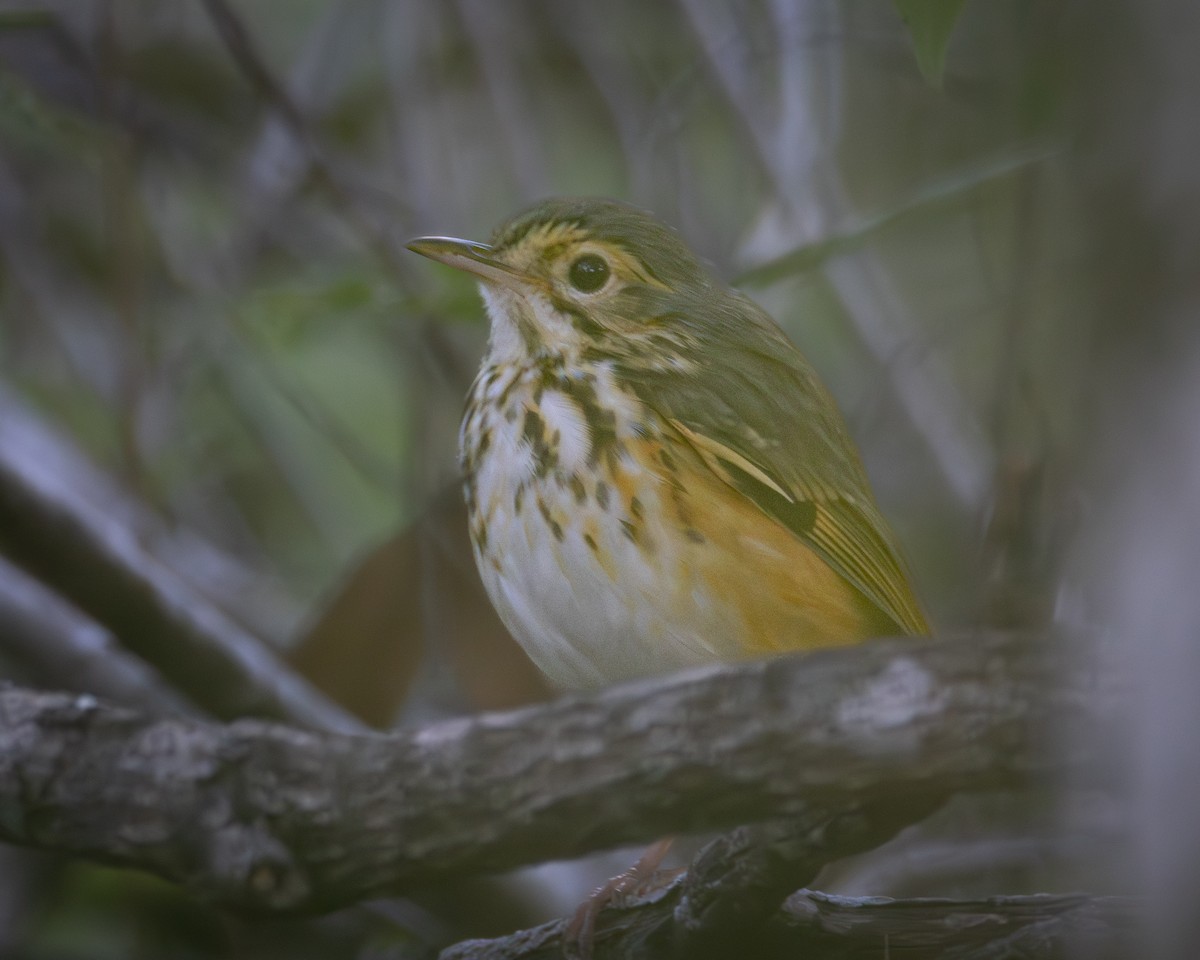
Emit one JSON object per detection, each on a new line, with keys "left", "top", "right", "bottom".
{"left": 894, "top": 0, "right": 968, "bottom": 87}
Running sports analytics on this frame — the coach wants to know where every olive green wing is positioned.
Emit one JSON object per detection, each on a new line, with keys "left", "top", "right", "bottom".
{"left": 624, "top": 299, "right": 929, "bottom": 636}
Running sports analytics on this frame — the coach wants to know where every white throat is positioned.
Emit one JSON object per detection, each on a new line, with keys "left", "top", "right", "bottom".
{"left": 478, "top": 282, "right": 584, "bottom": 367}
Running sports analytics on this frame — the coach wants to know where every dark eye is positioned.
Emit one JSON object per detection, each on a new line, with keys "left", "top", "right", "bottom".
{"left": 568, "top": 254, "right": 610, "bottom": 293}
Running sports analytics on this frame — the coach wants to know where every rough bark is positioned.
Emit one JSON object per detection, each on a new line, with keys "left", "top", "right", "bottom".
{"left": 0, "top": 631, "right": 1116, "bottom": 915}
{"left": 441, "top": 887, "right": 1137, "bottom": 960}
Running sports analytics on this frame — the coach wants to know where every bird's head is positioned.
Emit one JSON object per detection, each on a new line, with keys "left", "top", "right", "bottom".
{"left": 408, "top": 198, "right": 719, "bottom": 367}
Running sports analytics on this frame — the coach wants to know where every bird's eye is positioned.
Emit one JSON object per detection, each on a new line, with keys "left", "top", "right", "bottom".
{"left": 567, "top": 254, "right": 610, "bottom": 293}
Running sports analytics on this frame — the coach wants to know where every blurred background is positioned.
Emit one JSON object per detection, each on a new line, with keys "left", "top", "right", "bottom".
{"left": 0, "top": 0, "right": 1194, "bottom": 956}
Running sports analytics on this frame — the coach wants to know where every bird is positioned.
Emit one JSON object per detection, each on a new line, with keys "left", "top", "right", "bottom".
{"left": 408, "top": 197, "right": 928, "bottom": 694}
{"left": 408, "top": 198, "right": 928, "bottom": 953}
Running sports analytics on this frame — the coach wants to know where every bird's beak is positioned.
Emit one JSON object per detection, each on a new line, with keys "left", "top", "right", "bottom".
{"left": 406, "top": 236, "right": 531, "bottom": 290}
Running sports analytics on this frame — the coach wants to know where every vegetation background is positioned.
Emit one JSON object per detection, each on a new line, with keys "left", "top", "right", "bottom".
{"left": 0, "top": 0, "right": 1195, "bottom": 956}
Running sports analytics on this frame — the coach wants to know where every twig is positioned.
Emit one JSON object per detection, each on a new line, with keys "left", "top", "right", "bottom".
{"left": 787, "top": 890, "right": 1136, "bottom": 960}
{"left": 0, "top": 102, "right": 307, "bottom": 637}
{"left": 199, "top": 0, "right": 414, "bottom": 280}
{"left": 670, "top": 795, "right": 945, "bottom": 956}
{"left": 443, "top": 887, "right": 1137, "bottom": 960}
{"left": 0, "top": 442, "right": 358, "bottom": 730}
{"left": 0, "top": 555, "right": 192, "bottom": 716}
{"left": 675, "top": 0, "right": 994, "bottom": 509}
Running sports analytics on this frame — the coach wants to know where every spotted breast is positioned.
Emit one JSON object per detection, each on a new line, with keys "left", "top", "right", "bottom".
{"left": 459, "top": 355, "right": 880, "bottom": 690}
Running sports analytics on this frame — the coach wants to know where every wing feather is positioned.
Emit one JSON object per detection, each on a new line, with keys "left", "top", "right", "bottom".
{"left": 622, "top": 295, "right": 929, "bottom": 636}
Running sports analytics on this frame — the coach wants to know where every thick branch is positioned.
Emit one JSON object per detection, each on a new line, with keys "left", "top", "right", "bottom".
{"left": 0, "top": 632, "right": 1115, "bottom": 913}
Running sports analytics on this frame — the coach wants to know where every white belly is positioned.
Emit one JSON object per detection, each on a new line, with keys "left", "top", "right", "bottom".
{"left": 460, "top": 361, "right": 729, "bottom": 689}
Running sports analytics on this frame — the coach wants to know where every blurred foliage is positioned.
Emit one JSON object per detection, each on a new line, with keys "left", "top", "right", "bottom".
{"left": 0, "top": 0, "right": 1094, "bottom": 955}
{"left": 0, "top": 0, "right": 1073, "bottom": 611}
{"left": 893, "top": 0, "right": 969, "bottom": 86}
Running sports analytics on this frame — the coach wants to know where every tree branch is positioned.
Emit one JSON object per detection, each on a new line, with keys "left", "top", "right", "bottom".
{"left": 0, "top": 442, "right": 358, "bottom": 730}
{"left": 0, "top": 555, "right": 191, "bottom": 715}
{"left": 442, "top": 887, "right": 1137, "bottom": 960}
{"left": 669, "top": 795, "right": 947, "bottom": 955}
{"left": 0, "top": 632, "right": 1116, "bottom": 915}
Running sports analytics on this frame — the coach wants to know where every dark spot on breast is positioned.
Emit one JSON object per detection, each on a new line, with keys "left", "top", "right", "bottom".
{"left": 588, "top": 413, "right": 619, "bottom": 468}
{"left": 522, "top": 409, "right": 556, "bottom": 477}
{"left": 522, "top": 409, "right": 544, "bottom": 445}
{"left": 536, "top": 496, "right": 564, "bottom": 541}
{"left": 513, "top": 484, "right": 525, "bottom": 512}
{"left": 584, "top": 532, "right": 598, "bottom": 551}
{"left": 498, "top": 375, "right": 519, "bottom": 406}
{"left": 595, "top": 481, "right": 611, "bottom": 510}
{"left": 570, "top": 474, "right": 587, "bottom": 503}
{"left": 660, "top": 448, "right": 677, "bottom": 472}
{"left": 560, "top": 372, "right": 620, "bottom": 467}
{"left": 620, "top": 519, "right": 639, "bottom": 543}
{"left": 685, "top": 528, "right": 706, "bottom": 544}
{"left": 630, "top": 496, "right": 644, "bottom": 521}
